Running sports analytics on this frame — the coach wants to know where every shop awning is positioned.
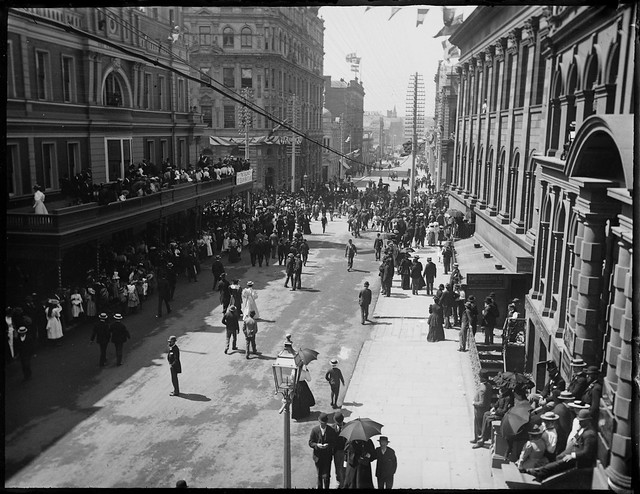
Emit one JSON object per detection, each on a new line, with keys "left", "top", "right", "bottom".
{"left": 453, "top": 236, "right": 515, "bottom": 274}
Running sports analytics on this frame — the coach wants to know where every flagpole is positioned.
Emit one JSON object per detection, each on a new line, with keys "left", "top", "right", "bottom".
{"left": 410, "top": 72, "right": 417, "bottom": 206}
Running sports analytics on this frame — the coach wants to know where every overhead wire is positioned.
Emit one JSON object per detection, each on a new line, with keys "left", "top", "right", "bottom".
{"left": 12, "top": 7, "right": 370, "bottom": 169}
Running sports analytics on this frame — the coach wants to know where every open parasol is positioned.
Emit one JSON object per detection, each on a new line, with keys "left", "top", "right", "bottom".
{"left": 445, "top": 208, "right": 464, "bottom": 219}
{"left": 492, "top": 371, "right": 535, "bottom": 391}
{"left": 500, "top": 400, "right": 532, "bottom": 439}
{"left": 339, "top": 418, "right": 384, "bottom": 442}
{"left": 297, "top": 348, "right": 319, "bottom": 365}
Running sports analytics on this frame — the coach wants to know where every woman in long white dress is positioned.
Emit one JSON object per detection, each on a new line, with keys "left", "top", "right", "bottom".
{"left": 33, "top": 185, "right": 49, "bottom": 214}
{"left": 70, "top": 289, "right": 84, "bottom": 319}
{"left": 46, "top": 299, "right": 63, "bottom": 343}
{"left": 241, "top": 281, "right": 259, "bottom": 319}
{"left": 204, "top": 233, "right": 213, "bottom": 257}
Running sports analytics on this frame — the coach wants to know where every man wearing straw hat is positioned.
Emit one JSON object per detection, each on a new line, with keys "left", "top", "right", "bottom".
{"left": 109, "top": 314, "right": 130, "bottom": 366}
{"left": 90, "top": 313, "right": 111, "bottom": 367}
{"left": 540, "top": 411, "right": 559, "bottom": 461}
{"left": 325, "top": 359, "right": 345, "bottom": 409}
{"left": 566, "top": 357, "right": 588, "bottom": 398}
{"left": 14, "top": 326, "right": 35, "bottom": 381}
{"left": 550, "top": 391, "right": 575, "bottom": 454}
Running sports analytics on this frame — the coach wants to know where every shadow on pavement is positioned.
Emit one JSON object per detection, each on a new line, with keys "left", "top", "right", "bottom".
{"left": 297, "top": 288, "right": 320, "bottom": 293}
{"left": 341, "top": 401, "right": 363, "bottom": 407}
{"left": 347, "top": 269, "right": 371, "bottom": 273}
{"left": 176, "top": 393, "right": 211, "bottom": 402}
{"left": 250, "top": 353, "right": 276, "bottom": 361}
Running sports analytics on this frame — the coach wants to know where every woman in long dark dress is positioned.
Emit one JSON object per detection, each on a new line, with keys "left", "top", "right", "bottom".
{"left": 399, "top": 254, "right": 412, "bottom": 290}
{"left": 343, "top": 439, "right": 375, "bottom": 489}
{"left": 291, "top": 366, "right": 315, "bottom": 420}
{"left": 427, "top": 296, "right": 445, "bottom": 342}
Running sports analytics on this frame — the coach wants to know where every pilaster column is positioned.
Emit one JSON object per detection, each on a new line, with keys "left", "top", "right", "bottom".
{"left": 95, "top": 55, "right": 104, "bottom": 105}
{"left": 574, "top": 89, "right": 595, "bottom": 122}
{"left": 604, "top": 245, "right": 633, "bottom": 493}
{"left": 488, "top": 165, "right": 502, "bottom": 216}
{"left": 557, "top": 242, "right": 574, "bottom": 332}
{"left": 542, "top": 230, "right": 561, "bottom": 317}
{"left": 532, "top": 220, "right": 549, "bottom": 300}
{"left": 592, "top": 83, "right": 615, "bottom": 115}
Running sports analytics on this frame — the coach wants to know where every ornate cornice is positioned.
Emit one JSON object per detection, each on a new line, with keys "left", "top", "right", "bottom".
{"left": 506, "top": 29, "right": 520, "bottom": 56}
{"left": 476, "top": 53, "right": 485, "bottom": 73}
{"left": 484, "top": 47, "right": 493, "bottom": 68}
{"left": 494, "top": 39, "right": 505, "bottom": 62}
{"left": 522, "top": 18, "right": 537, "bottom": 47}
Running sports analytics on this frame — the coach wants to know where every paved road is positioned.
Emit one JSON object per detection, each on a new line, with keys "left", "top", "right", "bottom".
{"left": 5, "top": 215, "right": 385, "bottom": 488}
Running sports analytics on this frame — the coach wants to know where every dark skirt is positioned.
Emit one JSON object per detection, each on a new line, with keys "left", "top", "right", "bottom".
{"left": 292, "top": 380, "right": 315, "bottom": 420}
{"left": 401, "top": 274, "right": 411, "bottom": 290}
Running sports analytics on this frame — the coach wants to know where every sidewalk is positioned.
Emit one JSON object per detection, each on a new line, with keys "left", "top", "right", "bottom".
{"left": 337, "top": 241, "right": 505, "bottom": 489}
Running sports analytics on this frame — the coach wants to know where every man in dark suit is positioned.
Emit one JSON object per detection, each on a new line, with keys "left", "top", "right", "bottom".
{"left": 358, "top": 281, "right": 372, "bottom": 325}
{"left": 567, "top": 358, "right": 589, "bottom": 398}
{"left": 211, "top": 255, "right": 225, "bottom": 291}
{"left": 528, "top": 409, "right": 597, "bottom": 481}
{"left": 14, "top": 326, "right": 35, "bottom": 381}
{"left": 333, "top": 412, "right": 347, "bottom": 488}
{"left": 217, "top": 273, "right": 231, "bottom": 313}
{"left": 156, "top": 273, "right": 172, "bottom": 318}
{"left": 109, "top": 313, "right": 130, "bottom": 366}
{"left": 222, "top": 305, "right": 240, "bottom": 354}
{"left": 373, "top": 234, "right": 384, "bottom": 261}
{"left": 374, "top": 436, "right": 397, "bottom": 489}
{"left": 90, "top": 312, "right": 111, "bottom": 367}
{"left": 309, "top": 412, "right": 338, "bottom": 489}
{"left": 550, "top": 391, "right": 576, "bottom": 454}
{"left": 581, "top": 366, "right": 602, "bottom": 418}
{"left": 167, "top": 335, "right": 181, "bottom": 396}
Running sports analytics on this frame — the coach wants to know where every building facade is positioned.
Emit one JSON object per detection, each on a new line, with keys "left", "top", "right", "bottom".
{"left": 432, "top": 60, "right": 459, "bottom": 190}
{"left": 182, "top": 6, "right": 325, "bottom": 191}
{"left": 448, "top": 5, "right": 636, "bottom": 490}
{"left": 323, "top": 76, "right": 365, "bottom": 167}
{"left": 6, "top": 7, "right": 252, "bottom": 299}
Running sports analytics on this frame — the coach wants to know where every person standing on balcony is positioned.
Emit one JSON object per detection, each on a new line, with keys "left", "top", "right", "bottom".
{"left": 32, "top": 185, "right": 49, "bottom": 215}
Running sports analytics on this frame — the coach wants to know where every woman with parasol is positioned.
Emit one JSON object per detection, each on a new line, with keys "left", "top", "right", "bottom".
{"left": 340, "top": 418, "right": 383, "bottom": 489}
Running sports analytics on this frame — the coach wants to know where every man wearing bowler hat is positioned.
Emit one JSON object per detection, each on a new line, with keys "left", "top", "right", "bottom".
{"left": 90, "top": 313, "right": 111, "bottom": 367}
{"left": 580, "top": 366, "right": 602, "bottom": 417}
{"left": 373, "top": 436, "right": 397, "bottom": 489}
{"left": 423, "top": 257, "right": 437, "bottom": 295}
{"left": 358, "top": 281, "right": 372, "bottom": 325}
{"left": 309, "top": 412, "right": 338, "bottom": 489}
{"left": 527, "top": 409, "right": 597, "bottom": 482}
{"left": 167, "top": 335, "right": 181, "bottom": 396}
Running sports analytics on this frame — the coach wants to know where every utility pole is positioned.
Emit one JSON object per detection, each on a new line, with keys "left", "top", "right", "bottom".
{"left": 405, "top": 73, "right": 424, "bottom": 205}
{"left": 289, "top": 95, "right": 298, "bottom": 193}
{"left": 339, "top": 113, "right": 344, "bottom": 182}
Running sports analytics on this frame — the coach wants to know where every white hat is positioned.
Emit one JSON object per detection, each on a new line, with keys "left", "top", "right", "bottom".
{"left": 113, "top": 313, "right": 123, "bottom": 320}
{"left": 331, "top": 359, "right": 338, "bottom": 366}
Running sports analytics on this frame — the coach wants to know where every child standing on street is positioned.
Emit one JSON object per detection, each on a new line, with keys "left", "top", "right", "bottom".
{"left": 325, "top": 359, "right": 345, "bottom": 409}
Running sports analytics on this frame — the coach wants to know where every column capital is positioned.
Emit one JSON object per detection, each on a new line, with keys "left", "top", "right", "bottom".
{"left": 521, "top": 18, "right": 538, "bottom": 47}
{"left": 494, "top": 38, "right": 505, "bottom": 62}
{"left": 506, "top": 29, "right": 520, "bottom": 56}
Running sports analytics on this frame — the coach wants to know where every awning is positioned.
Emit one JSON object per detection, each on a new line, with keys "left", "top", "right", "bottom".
{"left": 209, "top": 135, "right": 300, "bottom": 146}
{"left": 453, "top": 236, "right": 514, "bottom": 274}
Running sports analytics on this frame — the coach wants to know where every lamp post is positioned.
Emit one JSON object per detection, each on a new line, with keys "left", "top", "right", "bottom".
{"left": 272, "top": 336, "right": 304, "bottom": 489}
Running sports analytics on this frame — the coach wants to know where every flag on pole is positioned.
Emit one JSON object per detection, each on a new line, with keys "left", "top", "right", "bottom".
{"left": 389, "top": 7, "right": 401, "bottom": 20}
{"left": 434, "top": 6, "right": 463, "bottom": 37}
{"left": 416, "top": 8, "right": 429, "bottom": 27}
{"left": 442, "top": 39, "right": 460, "bottom": 61}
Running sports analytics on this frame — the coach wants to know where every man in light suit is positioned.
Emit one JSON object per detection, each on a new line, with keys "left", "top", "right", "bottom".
{"left": 167, "top": 335, "right": 181, "bottom": 396}
{"left": 374, "top": 436, "right": 397, "bottom": 489}
{"left": 309, "top": 412, "right": 338, "bottom": 489}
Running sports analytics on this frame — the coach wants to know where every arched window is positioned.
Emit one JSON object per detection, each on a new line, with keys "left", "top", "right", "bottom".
{"left": 241, "top": 27, "right": 252, "bottom": 48}
{"left": 223, "top": 27, "right": 234, "bottom": 48}
{"left": 104, "top": 72, "right": 123, "bottom": 107}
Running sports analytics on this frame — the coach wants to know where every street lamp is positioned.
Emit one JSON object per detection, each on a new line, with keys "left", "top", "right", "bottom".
{"left": 272, "top": 335, "right": 304, "bottom": 489}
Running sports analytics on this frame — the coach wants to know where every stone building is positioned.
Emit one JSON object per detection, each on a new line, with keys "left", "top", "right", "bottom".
{"left": 448, "top": 5, "right": 635, "bottom": 490}
{"left": 6, "top": 7, "right": 251, "bottom": 299}
{"left": 182, "top": 6, "right": 325, "bottom": 190}
{"left": 432, "top": 60, "right": 459, "bottom": 190}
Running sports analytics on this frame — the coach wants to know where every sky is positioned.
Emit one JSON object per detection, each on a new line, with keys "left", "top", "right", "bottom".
{"left": 319, "top": 5, "right": 477, "bottom": 118}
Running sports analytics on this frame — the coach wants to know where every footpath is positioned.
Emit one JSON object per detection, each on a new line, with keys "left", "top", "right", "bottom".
{"left": 336, "top": 239, "right": 505, "bottom": 489}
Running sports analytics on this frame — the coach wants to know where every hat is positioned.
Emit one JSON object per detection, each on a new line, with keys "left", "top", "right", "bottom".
{"left": 331, "top": 359, "right": 338, "bottom": 366}
{"left": 334, "top": 411, "right": 344, "bottom": 423}
{"left": 489, "top": 292, "right": 496, "bottom": 298}
{"left": 528, "top": 424, "right": 544, "bottom": 436}
{"left": 87, "top": 288, "right": 96, "bottom": 295}
{"left": 413, "top": 255, "right": 420, "bottom": 259}
{"left": 364, "top": 281, "right": 369, "bottom": 286}
{"left": 568, "top": 400, "right": 589, "bottom": 410}
{"left": 465, "top": 301, "right": 474, "bottom": 310}
{"left": 426, "top": 257, "right": 432, "bottom": 261}
{"left": 453, "top": 263, "right": 459, "bottom": 267}
{"left": 378, "top": 436, "right": 390, "bottom": 442}
{"left": 168, "top": 335, "right": 177, "bottom": 342}
{"left": 468, "top": 295, "right": 475, "bottom": 301}
{"left": 17, "top": 326, "right": 27, "bottom": 334}
{"left": 319, "top": 413, "right": 328, "bottom": 423}
{"left": 98, "top": 313, "right": 108, "bottom": 320}
{"left": 112, "top": 271, "right": 120, "bottom": 280}
{"left": 558, "top": 391, "right": 575, "bottom": 401}
{"left": 215, "top": 255, "right": 221, "bottom": 259}
{"left": 228, "top": 305, "right": 236, "bottom": 312}
{"left": 49, "top": 298, "right": 60, "bottom": 305}
{"left": 484, "top": 296, "right": 493, "bottom": 303}
{"left": 247, "top": 281, "right": 254, "bottom": 286}
{"left": 113, "top": 313, "right": 123, "bottom": 320}
{"left": 541, "top": 411, "right": 559, "bottom": 421}
{"left": 577, "top": 409, "right": 592, "bottom": 421}
{"left": 167, "top": 262, "right": 174, "bottom": 267}
{"left": 175, "top": 480, "right": 188, "bottom": 488}
{"left": 288, "top": 253, "right": 294, "bottom": 257}
{"left": 511, "top": 298, "right": 521, "bottom": 304}
{"left": 545, "top": 360, "right": 557, "bottom": 369}
{"left": 585, "top": 365, "right": 599, "bottom": 374}
{"left": 571, "top": 358, "right": 587, "bottom": 367}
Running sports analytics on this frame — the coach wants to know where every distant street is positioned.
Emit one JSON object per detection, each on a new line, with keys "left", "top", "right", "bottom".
{"left": 5, "top": 209, "right": 386, "bottom": 488}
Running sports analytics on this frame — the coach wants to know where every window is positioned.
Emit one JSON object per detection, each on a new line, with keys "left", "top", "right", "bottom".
{"left": 178, "top": 139, "right": 186, "bottom": 167}
{"left": 7, "top": 144, "right": 20, "bottom": 196}
{"left": 178, "top": 78, "right": 185, "bottom": 111}
{"left": 146, "top": 140, "right": 155, "bottom": 163}
{"left": 161, "top": 140, "right": 168, "bottom": 163}
{"left": 169, "top": 9, "right": 175, "bottom": 26}
{"left": 144, "top": 73, "right": 152, "bottom": 109}
{"left": 62, "top": 56, "right": 75, "bottom": 103}
{"left": 105, "top": 72, "right": 123, "bottom": 106}
{"left": 106, "top": 138, "right": 131, "bottom": 182}
{"left": 67, "top": 142, "right": 80, "bottom": 178}
{"left": 223, "top": 105, "right": 236, "bottom": 128}
{"left": 264, "top": 68, "right": 269, "bottom": 89}
{"left": 264, "top": 28, "right": 269, "bottom": 50}
{"left": 158, "top": 75, "right": 165, "bottom": 110}
{"left": 35, "top": 50, "right": 50, "bottom": 100}
{"left": 223, "top": 67, "right": 235, "bottom": 88}
{"left": 241, "top": 27, "right": 252, "bottom": 47}
{"left": 241, "top": 68, "right": 253, "bottom": 88}
{"left": 40, "top": 143, "right": 56, "bottom": 189}
{"left": 199, "top": 25, "right": 211, "bottom": 46}
{"left": 223, "top": 27, "right": 234, "bottom": 48}
{"left": 257, "top": 74, "right": 261, "bottom": 98}
{"left": 7, "top": 41, "right": 15, "bottom": 98}
{"left": 201, "top": 105, "right": 212, "bottom": 127}
{"left": 200, "top": 67, "right": 211, "bottom": 88}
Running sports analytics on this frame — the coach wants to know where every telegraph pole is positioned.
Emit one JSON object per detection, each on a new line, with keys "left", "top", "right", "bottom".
{"left": 405, "top": 73, "right": 424, "bottom": 205}
{"left": 289, "top": 95, "right": 298, "bottom": 193}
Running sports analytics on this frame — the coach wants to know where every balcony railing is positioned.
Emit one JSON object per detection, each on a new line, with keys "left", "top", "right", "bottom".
{"left": 7, "top": 176, "right": 235, "bottom": 234}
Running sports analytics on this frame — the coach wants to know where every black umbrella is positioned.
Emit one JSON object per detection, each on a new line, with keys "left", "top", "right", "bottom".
{"left": 339, "top": 418, "right": 384, "bottom": 442}
{"left": 446, "top": 208, "right": 464, "bottom": 219}
{"left": 492, "top": 371, "right": 534, "bottom": 390}
{"left": 297, "top": 348, "right": 319, "bottom": 365}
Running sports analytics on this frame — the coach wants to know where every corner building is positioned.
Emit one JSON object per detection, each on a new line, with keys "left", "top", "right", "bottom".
{"left": 448, "top": 5, "right": 635, "bottom": 490}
